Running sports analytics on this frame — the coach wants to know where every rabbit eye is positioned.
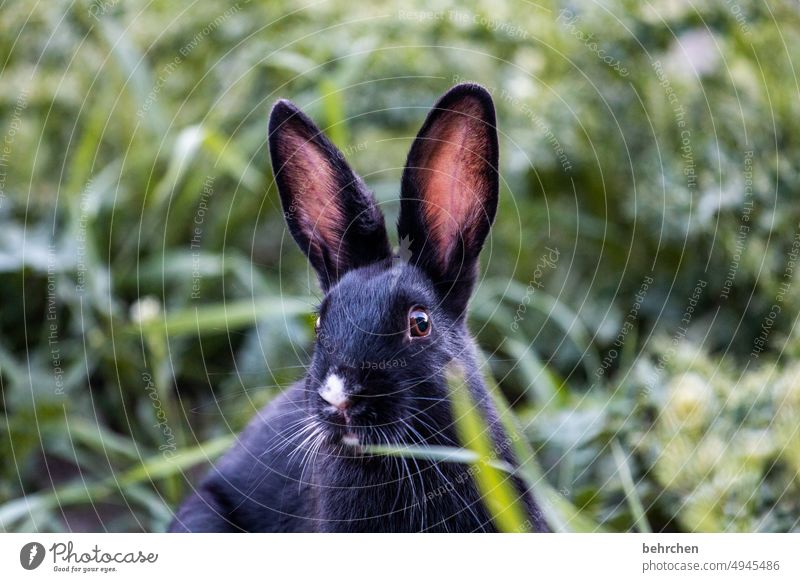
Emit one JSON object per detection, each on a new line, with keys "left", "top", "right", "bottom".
{"left": 314, "top": 316, "right": 321, "bottom": 335}
{"left": 408, "top": 306, "right": 431, "bottom": 338}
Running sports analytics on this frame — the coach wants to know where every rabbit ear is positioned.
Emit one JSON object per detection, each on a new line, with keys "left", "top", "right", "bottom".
{"left": 269, "top": 100, "right": 391, "bottom": 291}
{"left": 397, "top": 84, "right": 499, "bottom": 317}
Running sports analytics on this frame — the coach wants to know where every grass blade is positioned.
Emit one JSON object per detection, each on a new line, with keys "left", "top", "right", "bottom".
{"left": 128, "top": 297, "right": 311, "bottom": 337}
{"left": 611, "top": 439, "right": 652, "bottom": 533}
{"left": 446, "top": 364, "right": 532, "bottom": 533}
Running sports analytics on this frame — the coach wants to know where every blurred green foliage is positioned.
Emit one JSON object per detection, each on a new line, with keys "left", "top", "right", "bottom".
{"left": 1, "top": 0, "right": 799, "bottom": 531}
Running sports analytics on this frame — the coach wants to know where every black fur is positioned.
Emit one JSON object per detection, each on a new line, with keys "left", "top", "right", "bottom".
{"left": 169, "top": 84, "right": 548, "bottom": 533}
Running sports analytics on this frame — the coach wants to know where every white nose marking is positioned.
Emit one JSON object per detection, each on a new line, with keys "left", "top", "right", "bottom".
{"left": 319, "top": 373, "right": 349, "bottom": 409}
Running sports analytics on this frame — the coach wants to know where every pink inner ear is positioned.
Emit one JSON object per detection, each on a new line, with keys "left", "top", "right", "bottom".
{"left": 415, "top": 98, "right": 490, "bottom": 265}
{"left": 277, "top": 130, "right": 346, "bottom": 260}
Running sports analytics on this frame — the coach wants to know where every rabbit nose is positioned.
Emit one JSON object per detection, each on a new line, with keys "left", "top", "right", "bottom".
{"left": 319, "top": 373, "right": 350, "bottom": 410}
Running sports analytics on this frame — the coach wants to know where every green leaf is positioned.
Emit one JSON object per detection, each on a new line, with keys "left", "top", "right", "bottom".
{"left": 361, "top": 443, "right": 513, "bottom": 473}
{"left": 0, "top": 435, "right": 234, "bottom": 530}
{"left": 477, "top": 349, "right": 605, "bottom": 532}
{"left": 446, "top": 364, "right": 532, "bottom": 533}
{"left": 611, "top": 439, "right": 652, "bottom": 533}
{"left": 319, "top": 78, "right": 348, "bottom": 149}
{"left": 128, "top": 297, "right": 312, "bottom": 337}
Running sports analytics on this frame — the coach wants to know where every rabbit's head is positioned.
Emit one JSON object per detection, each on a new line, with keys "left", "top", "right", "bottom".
{"left": 268, "top": 84, "right": 499, "bottom": 447}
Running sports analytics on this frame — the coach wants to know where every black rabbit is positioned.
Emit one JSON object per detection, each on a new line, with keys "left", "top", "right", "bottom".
{"left": 169, "top": 83, "right": 548, "bottom": 533}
